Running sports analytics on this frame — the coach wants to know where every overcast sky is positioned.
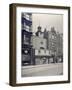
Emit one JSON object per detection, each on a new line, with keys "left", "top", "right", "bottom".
{"left": 32, "top": 13, "right": 63, "bottom": 33}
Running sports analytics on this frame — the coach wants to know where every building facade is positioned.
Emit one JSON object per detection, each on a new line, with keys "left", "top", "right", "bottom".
{"left": 31, "top": 26, "right": 51, "bottom": 65}
{"left": 56, "top": 33, "right": 63, "bottom": 62}
{"left": 48, "top": 27, "right": 57, "bottom": 56}
{"left": 31, "top": 35, "right": 47, "bottom": 50}
{"left": 21, "top": 13, "right": 32, "bottom": 32}
{"left": 21, "top": 13, "right": 34, "bottom": 66}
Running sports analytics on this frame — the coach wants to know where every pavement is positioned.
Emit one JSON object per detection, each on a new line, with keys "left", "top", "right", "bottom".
{"left": 21, "top": 63, "right": 63, "bottom": 77}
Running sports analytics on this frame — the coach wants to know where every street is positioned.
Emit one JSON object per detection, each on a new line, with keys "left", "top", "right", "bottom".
{"left": 21, "top": 63, "right": 63, "bottom": 77}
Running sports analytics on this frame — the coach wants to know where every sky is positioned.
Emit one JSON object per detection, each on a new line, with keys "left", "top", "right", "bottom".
{"left": 32, "top": 13, "right": 63, "bottom": 34}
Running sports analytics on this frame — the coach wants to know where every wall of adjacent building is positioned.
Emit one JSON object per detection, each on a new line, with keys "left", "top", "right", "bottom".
{"left": 31, "top": 35, "right": 47, "bottom": 50}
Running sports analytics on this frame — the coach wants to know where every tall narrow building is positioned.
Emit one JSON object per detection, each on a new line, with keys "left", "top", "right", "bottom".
{"left": 48, "top": 27, "right": 57, "bottom": 56}
{"left": 21, "top": 13, "right": 33, "bottom": 66}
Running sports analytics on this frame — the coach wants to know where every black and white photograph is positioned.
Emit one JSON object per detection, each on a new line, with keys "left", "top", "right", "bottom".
{"left": 21, "top": 13, "right": 63, "bottom": 77}
{"left": 9, "top": 4, "right": 70, "bottom": 86}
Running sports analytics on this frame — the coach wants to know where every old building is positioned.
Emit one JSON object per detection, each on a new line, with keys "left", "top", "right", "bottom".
{"left": 31, "top": 26, "right": 51, "bottom": 65}
{"left": 21, "top": 13, "right": 32, "bottom": 32}
{"left": 56, "top": 33, "right": 63, "bottom": 62}
{"left": 43, "top": 27, "right": 57, "bottom": 56}
{"left": 43, "top": 27, "right": 63, "bottom": 63}
{"left": 21, "top": 13, "right": 34, "bottom": 66}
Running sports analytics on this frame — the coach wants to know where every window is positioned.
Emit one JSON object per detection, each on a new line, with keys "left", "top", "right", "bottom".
{"left": 38, "top": 50, "right": 41, "bottom": 53}
{"left": 44, "top": 50, "right": 46, "bottom": 53}
{"left": 40, "top": 41, "right": 43, "bottom": 44}
{"left": 24, "top": 50, "right": 28, "bottom": 54}
{"left": 52, "top": 35, "right": 54, "bottom": 39}
{"left": 26, "top": 14, "right": 30, "bottom": 20}
{"left": 40, "top": 47, "right": 44, "bottom": 49}
{"left": 52, "top": 42, "right": 54, "bottom": 46}
{"left": 23, "top": 35, "right": 30, "bottom": 44}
